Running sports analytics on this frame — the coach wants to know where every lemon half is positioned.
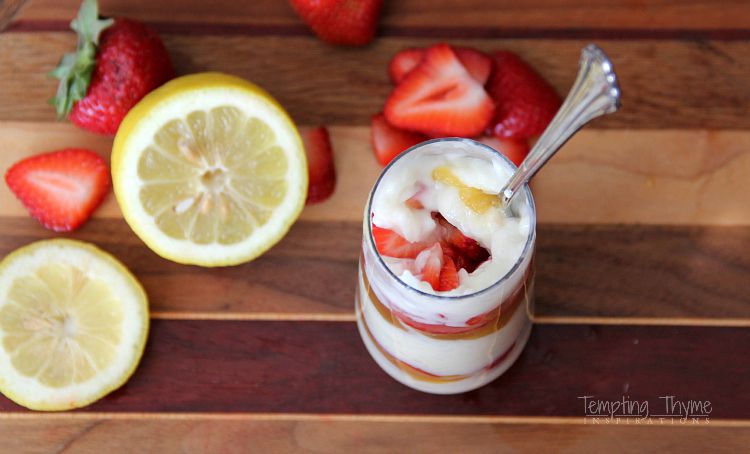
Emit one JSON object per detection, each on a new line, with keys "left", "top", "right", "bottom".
{"left": 0, "top": 240, "right": 148, "bottom": 411}
{"left": 112, "top": 72, "right": 308, "bottom": 266}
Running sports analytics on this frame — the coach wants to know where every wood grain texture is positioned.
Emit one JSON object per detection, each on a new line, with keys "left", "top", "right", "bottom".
{"left": 1, "top": 34, "right": 750, "bottom": 129}
{"left": 2, "top": 419, "right": 749, "bottom": 453}
{"left": 16, "top": 0, "right": 750, "bottom": 31}
{"left": 2, "top": 123, "right": 750, "bottom": 226}
{"left": 1, "top": 219, "right": 748, "bottom": 321}
{"left": 1, "top": 322, "right": 748, "bottom": 417}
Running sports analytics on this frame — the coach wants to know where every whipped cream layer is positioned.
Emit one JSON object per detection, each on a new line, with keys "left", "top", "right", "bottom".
{"left": 371, "top": 139, "right": 533, "bottom": 296}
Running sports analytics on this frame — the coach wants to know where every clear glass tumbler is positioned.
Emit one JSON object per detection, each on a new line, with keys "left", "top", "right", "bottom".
{"left": 356, "top": 138, "right": 536, "bottom": 394}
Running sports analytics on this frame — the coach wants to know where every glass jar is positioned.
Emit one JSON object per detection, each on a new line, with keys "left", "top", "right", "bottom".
{"left": 356, "top": 138, "right": 536, "bottom": 394}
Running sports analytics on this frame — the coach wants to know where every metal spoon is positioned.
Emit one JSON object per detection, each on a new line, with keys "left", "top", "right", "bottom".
{"left": 501, "top": 44, "right": 621, "bottom": 209}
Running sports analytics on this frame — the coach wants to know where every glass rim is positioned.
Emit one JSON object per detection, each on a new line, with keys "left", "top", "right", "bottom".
{"left": 366, "top": 137, "right": 537, "bottom": 301}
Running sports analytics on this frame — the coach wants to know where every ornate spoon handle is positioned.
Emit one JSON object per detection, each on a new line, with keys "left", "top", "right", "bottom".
{"left": 501, "top": 44, "right": 622, "bottom": 207}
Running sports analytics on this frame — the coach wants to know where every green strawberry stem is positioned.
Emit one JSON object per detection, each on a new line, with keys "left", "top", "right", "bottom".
{"left": 49, "top": 0, "right": 113, "bottom": 119}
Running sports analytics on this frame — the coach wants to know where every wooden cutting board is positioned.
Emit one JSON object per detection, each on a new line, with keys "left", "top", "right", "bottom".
{"left": 1, "top": 1, "right": 749, "bottom": 451}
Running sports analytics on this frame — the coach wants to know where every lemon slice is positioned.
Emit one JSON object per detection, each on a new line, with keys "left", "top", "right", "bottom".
{"left": 0, "top": 239, "right": 148, "bottom": 411}
{"left": 112, "top": 72, "right": 308, "bottom": 266}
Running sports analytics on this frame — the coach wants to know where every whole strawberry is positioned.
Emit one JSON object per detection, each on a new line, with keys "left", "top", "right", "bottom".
{"left": 289, "top": 0, "right": 382, "bottom": 46}
{"left": 51, "top": 0, "right": 174, "bottom": 135}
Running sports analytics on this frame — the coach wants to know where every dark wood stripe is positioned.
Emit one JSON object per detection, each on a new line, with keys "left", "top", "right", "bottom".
{"left": 6, "top": 20, "right": 312, "bottom": 37}
{"left": 535, "top": 224, "right": 750, "bottom": 319}
{"left": 0, "top": 321, "right": 747, "bottom": 417}
{"left": 1, "top": 219, "right": 748, "bottom": 321}
{"left": 9, "top": 20, "right": 750, "bottom": 41}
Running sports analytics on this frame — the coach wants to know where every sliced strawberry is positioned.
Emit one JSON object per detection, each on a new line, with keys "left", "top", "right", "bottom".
{"left": 289, "top": 0, "right": 382, "bottom": 46}
{"left": 372, "top": 225, "right": 431, "bottom": 259}
{"left": 301, "top": 126, "right": 336, "bottom": 204}
{"left": 4, "top": 148, "right": 110, "bottom": 232}
{"left": 438, "top": 256, "right": 459, "bottom": 291}
{"left": 453, "top": 47, "right": 492, "bottom": 85}
{"left": 433, "top": 213, "right": 490, "bottom": 273}
{"left": 388, "top": 46, "right": 492, "bottom": 85}
{"left": 388, "top": 48, "right": 424, "bottom": 84}
{"left": 475, "top": 136, "right": 530, "bottom": 167}
{"left": 389, "top": 46, "right": 492, "bottom": 86}
{"left": 370, "top": 113, "right": 427, "bottom": 166}
{"left": 486, "top": 51, "right": 561, "bottom": 140}
{"left": 384, "top": 43, "right": 495, "bottom": 137}
{"left": 415, "top": 243, "right": 443, "bottom": 291}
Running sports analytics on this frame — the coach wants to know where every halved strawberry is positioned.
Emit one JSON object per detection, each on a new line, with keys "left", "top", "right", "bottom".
{"left": 384, "top": 43, "right": 495, "bottom": 138}
{"left": 415, "top": 243, "right": 444, "bottom": 291}
{"left": 372, "top": 225, "right": 431, "bottom": 259}
{"left": 370, "top": 113, "right": 427, "bottom": 166}
{"left": 475, "top": 136, "right": 530, "bottom": 167}
{"left": 301, "top": 126, "right": 336, "bottom": 204}
{"left": 4, "top": 148, "right": 110, "bottom": 232}
{"left": 486, "top": 51, "right": 561, "bottom": 140}
{"left": 389, "top": 46, "right": 492, "bottom": 86}
{"left": 438, "top": 256, "right": 459, "bottom": 291}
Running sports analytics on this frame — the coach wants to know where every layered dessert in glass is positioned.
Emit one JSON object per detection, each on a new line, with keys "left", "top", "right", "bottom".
{"left": 357, "top": 138, "right": 535, "bottom": 394}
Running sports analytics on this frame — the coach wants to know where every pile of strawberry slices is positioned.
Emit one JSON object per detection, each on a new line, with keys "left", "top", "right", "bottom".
{"left": 371, "top": 43, "right": 561, "bottom": 167}
{"left": 374, "top": 213, "right": 490, "bottom": 292}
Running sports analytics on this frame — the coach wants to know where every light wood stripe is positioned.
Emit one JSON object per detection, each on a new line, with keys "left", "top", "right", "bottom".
{"left": 148, "top": 311, "right": 750, "bottom": 328}
{"left": 3, "top": 416, "right": 746, "bottom": 454}
{"left": 2, "top": 123, "right": 749, "bottom": 225}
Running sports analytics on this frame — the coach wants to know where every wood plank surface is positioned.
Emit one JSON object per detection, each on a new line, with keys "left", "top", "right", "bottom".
{"left": 16, "top": 0, "right": 750, "bottom": 32}
{"left": 2, "top": 0, "right": 749, "bottom": 449}
{"left": 2, "top": 34, "right": 750, "bottom": 129}
{"left": 1, "top": 219, "right": 749, "bottom": 322}
{"left": 1, "top": 322, "right": 747, "bottom": 418}
{"left": 2, "top": 123, "right": 750, "bottom": 226}
{"left": 2, "top": 419, "right": 749, "bottom": 453}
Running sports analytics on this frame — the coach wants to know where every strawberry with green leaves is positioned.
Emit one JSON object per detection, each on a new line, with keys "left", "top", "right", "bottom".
{"left": 51, "top": 0, "right": 174, "bottom": 135}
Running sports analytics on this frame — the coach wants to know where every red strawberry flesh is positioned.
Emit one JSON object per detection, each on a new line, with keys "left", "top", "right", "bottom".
{"left": 301, "top": 126, "right": 336, "bottom": 204}
{"left": 52, "top": 1, "right": 174, "bottom": 135}
{"left": 486, "top": 51, "right": 561, "bottom": 140}
{"left": 372, "top": 225, "right": 431, "bottom": 259}
{"left": 384, "top": 43, "right": 495, "bottom": 137}
{"left": 475, "top": 136, "right": 530, "bottom": 167}
{"left": 389, "top": 46, "right": 492, "bottom": 86}
{"left": 433, "top": 212, "right": 490, "bottom": 273}
{"left": 416, "top": 243, "right": 443, "bottom": 291}
{"left": 289, "top": 0, "right": 382, "bottom": 46}
{"left": 370, "top": 113, "right": 427, "bottom": 166}
{"left": 438, "top": 256, "right": 459, "bottom": 291}
{"left": 4, "top": 148, "right": 110, "bottom": 232}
